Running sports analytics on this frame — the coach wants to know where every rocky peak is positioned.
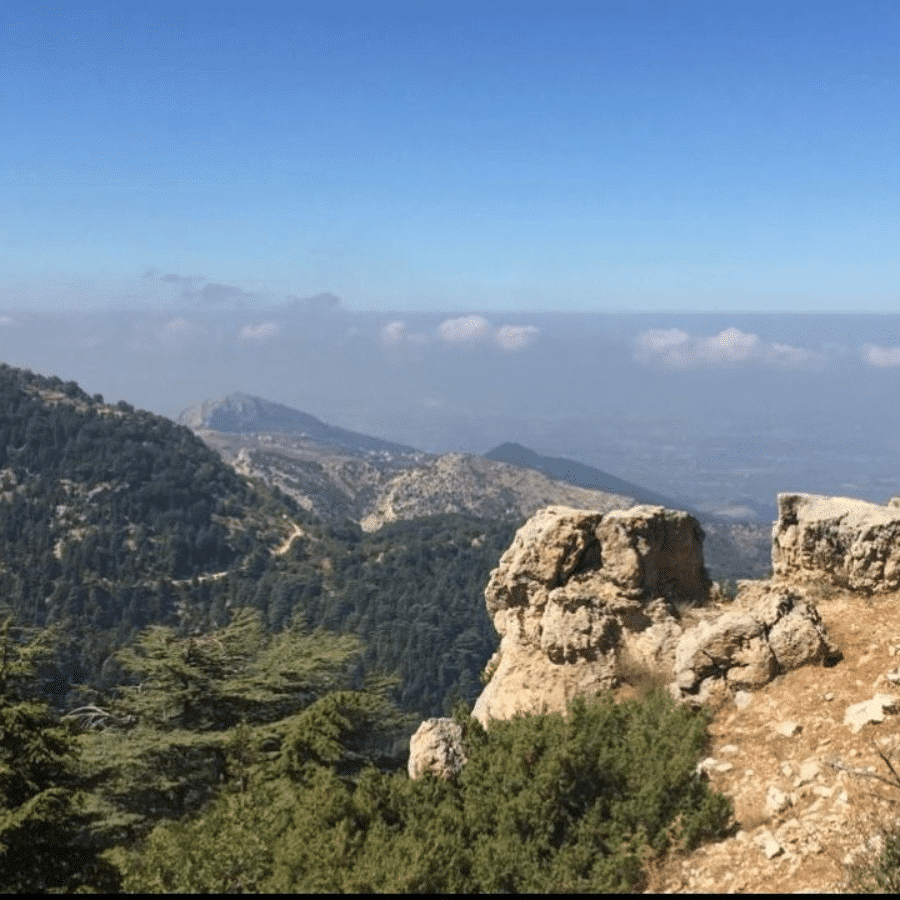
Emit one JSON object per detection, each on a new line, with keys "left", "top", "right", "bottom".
{"left": 772, "top": 492, "right": 900, "bottom": 592}
{"left": 472, "top": 505, "right": 710, "bottom": 726}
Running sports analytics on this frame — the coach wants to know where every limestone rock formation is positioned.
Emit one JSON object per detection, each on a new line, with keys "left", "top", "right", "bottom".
{"left": 472, "top": 505, "right": 710, "bottom": 725}
{"left": 407, "top": 718, "right": 467, "bottom": 780}
{"left": 672, "top": 585, "right": 841, "bottom": 704}
{"left": 772, "top": 493, "right": 900, "bottom": 593}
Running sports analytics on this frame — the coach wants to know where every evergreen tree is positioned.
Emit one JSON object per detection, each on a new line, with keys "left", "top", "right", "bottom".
{"left": 113, "top": 689, "right": 732, "bottom": 893}
{"left": 0, "top": 616, "right": 117, "bottom": 892}
{"left": 80, "top": 608, "right": 403, "bottom": 842}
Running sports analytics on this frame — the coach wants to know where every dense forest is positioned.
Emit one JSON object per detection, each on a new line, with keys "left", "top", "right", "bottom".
{"left": 1, "top": 608, "right": 734, "bottom": 892}
{"left": 0, "top": 364, "right": 510, "bottom": 717}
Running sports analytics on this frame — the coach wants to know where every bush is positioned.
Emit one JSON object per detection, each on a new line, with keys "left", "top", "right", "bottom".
{"left": 116, "top": 688, "right": 733, "bottom": 893}
{"left": 847, "top": 830, "right": 900, "bottom": 892}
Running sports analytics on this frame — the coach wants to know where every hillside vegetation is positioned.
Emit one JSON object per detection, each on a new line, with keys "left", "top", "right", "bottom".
{"left": 0, "top": 363, "right": 759, "bottom": 892}
{"left": 1, "top": 607, "right": 733, "bottom": 892}
{"left": 0, "top": 364, "right": 511, "bottom": 717}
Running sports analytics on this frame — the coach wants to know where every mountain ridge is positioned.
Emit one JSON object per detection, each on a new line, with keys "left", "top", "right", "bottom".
{"left": 178, "top": 392, "right": 418, "bottom": 456}
{"left": 183, "top": 393, "right": 771, "bottom": 581}
{"left": 485, "top": 441, "right": 692, "bottom": 512}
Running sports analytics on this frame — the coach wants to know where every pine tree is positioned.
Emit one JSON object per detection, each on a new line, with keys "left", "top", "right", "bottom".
{"left": 0, "top": 616, "right": 118, "bottom": 892}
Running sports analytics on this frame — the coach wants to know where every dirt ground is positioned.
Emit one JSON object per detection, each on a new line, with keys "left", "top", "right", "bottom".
{"left": 644, "top": 582, "right": 900, "bottom": 893}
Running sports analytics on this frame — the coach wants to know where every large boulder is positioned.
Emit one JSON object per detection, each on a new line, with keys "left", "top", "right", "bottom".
{"left": 408, "top": 718, "right": 467, "bottom": 780}
{"left": 772, "top": 493, "right": 900, "bottom": 593}
{"left": 472, "top": 505, "right": 710, "bottom": 725}
{"left": 672, "top": 584, "right": 841, "bottom": 704}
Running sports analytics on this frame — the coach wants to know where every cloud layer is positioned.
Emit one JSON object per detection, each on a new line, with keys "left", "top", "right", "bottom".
{"left": 862, "top": 344, "right": 900, "bottom": 368}
{"left": 634, "top": 326, "right": 815, "bottom": 369}
{"left": 238, "top": 321, "right": 279, "bottom": 343}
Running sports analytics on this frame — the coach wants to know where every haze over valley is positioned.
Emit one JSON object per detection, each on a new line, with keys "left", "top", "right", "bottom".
{"left": 2, "top": 305, "right": 898, "bottom": 519}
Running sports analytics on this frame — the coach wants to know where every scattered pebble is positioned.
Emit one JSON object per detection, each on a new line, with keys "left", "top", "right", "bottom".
{"left": 775, "top": 720, "right": 802, "bottom": 737}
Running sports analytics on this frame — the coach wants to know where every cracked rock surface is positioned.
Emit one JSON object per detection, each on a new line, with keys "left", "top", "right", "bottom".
{"left": 472, "top": 505, "right": 709, "bottom": 725}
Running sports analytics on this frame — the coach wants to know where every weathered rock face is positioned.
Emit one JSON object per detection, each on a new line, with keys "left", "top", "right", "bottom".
{"left": 408, "top": 718, "right": 467, "bottom": 780}
{"left": 472, "top": 505, "right": 710, "bottom": 725}
{"left": 673, "top": 584, "right": 842, "bottom": 705}
{"left": 772, "top": 493, "right": 900, "bottom": 593}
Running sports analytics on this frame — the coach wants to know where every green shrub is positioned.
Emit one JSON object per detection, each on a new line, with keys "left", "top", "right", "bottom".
{"left": 847, "top": 830, "right": 900, "bottom": 892}
{"left": 116, "top": 688, "right": 733, "bottom": 893}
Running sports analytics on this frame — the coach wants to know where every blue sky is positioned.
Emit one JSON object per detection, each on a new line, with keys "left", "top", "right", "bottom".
{"left": 3, "top": 0, "right": 899, "bottom": 312}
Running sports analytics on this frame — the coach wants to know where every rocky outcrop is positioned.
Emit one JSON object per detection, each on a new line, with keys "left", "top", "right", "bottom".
{"left": 408, "top": 718, "right": 467, "bottom": 780}
{"left": 673, "top": 584, "right": 842, "bottom": 704}
{"left": 472, "top": 505, "right": 710, "bottom": 725}
{"left": 467, "top": 504, "right": 844, "bottom": 727}
{"left": 772, "top": 493, "right": 900, "bottom": 593}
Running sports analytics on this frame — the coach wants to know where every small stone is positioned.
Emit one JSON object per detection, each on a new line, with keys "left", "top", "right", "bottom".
{"left": 757, "top": 829, "right": 783, "bottom": 859}
{"left": 714, "top": 761, "right": 734, "bottom": 773}
{"left": 765, "top": 785, "right": 792, "bottom": 816}
{"left": 781, "top": 762, "right": 794, "bottom": 777}
{"left": 844, "top": 694, "right": 900, "bottom": 733}
{"left": 696, "top": 756, "right": 718, "bottom": 775}
{"left": 824, "top": 692, "right": 834, "bottom": 701}
{"left": 734, "top": 690, "right": 753, "bottom": 709}
{"left": 720, "top": 744, "right": 739, "bottom": 755}
{"left": 797, "top": 759, "right": 822, "bottom": 784}
{"left": 775, "top": 720, "right": 802, "bottom": 737}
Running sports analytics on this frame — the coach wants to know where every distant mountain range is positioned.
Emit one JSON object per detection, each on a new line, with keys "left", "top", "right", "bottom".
{"left": 181, "top": 392, "right": 772, "bottom": 580}
{"left": 178, "top": 392, "right": 417, "bottom": 456}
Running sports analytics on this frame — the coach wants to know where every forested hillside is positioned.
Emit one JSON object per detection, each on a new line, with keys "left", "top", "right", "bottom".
{"left": 0, "top": 364, "right": 299, "bottom": 701}
{"left": 194, "top": 514, "right": 515, "bottom": 716}
{"left": 0, "top": 364, "right": 509, "bottom": 716}
{"left": 1, "top": 609, "right": 734, "bottom": 892}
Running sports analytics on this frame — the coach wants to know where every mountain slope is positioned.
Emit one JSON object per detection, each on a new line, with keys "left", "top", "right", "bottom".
{"left": 0, "top": 366, "right": 520, "bottom": 718}
{"left": 484, "top": 441, "right": 691, "bottom": 510}
{"left": 196, "top": 428, "right": 638, "bottom": 531}
{"left": 178, "top": 392, "right": 416, "bottom": 455}
{"left": 0, "top": 365, "right": 306, "bottom": 697}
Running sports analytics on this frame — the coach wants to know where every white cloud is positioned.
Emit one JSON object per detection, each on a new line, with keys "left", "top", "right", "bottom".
{"left": 768, "top": 342, "right": 816, "bottom": 367}
{"left": 635, "top": 326, "right": 815, "bottom": 369}
{"left": 494, "top": 324, "right": 539, "bottom": 352}
{"left": 379, "top": 315, "right": 538, "bottom": 355}
{"left": 862, "top": 344, "right": 900, "bottom": 367}
{"left": 380, "top": 320, "right": 408, "bottom": 348}
{"left": 438, "top": 315, "right": 491, "bottom": 344}
{"left": 238, "top": 321, "right": 279, "bottom": 343}
{"left": 161, "top": 317, "right": 206, "bottom": 344}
